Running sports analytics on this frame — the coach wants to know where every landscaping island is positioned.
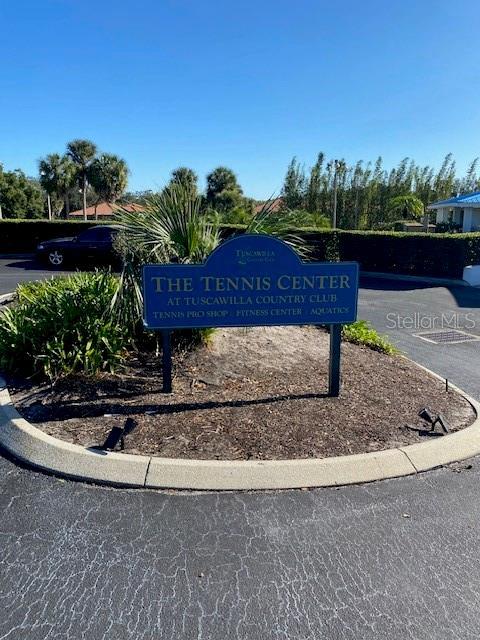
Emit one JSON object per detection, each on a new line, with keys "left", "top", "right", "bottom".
{"left": 0, "top": 188, "right": 476, "bottom": 468}
{"left": 8, "top": 326, "right": 475, "bottom": 460}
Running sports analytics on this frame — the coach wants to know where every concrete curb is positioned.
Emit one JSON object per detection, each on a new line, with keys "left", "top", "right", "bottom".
{"left": 0, "top": 370, "right": 479, "bottom": 491}
{"left": 0, "top": 293, "right": 15, "bottom": 306}
{"left": 0, "top": 380, "right": 150, "bottom": 487}
{"left": 361, "top": 271, "right": 470, "bottom": 288}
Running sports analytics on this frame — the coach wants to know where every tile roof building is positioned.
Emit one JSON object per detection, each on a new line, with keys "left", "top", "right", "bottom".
{"left": 69, "top": 202, "right": 144, "bottom": 219}
{"left": 254, "top": 198, "right": 283, "bottom": 215}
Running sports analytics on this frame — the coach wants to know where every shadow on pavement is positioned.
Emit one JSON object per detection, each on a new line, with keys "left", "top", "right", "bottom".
{"left": 360, "top": 276, "right": 480, "bottom": 309}
{"left": 4, "top": 258, "right": 59, "bottom": 271}
{"left": 4, "top": 258, "right": 117, "bottom": 274}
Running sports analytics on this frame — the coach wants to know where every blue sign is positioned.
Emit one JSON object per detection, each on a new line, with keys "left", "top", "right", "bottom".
{"left": 143, "top": 234, "right": 358, "bottom": 330}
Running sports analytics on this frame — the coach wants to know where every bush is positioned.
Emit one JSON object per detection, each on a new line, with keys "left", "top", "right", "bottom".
{"left": 0, "top": 220, "right": 101, "bottom": 253}
{"left": 342, "top": 320, "right": 397, "bottom": 355}
{"left": 218, "top": 206, "right": 254, "bottom": 225}
{"left": 282, "top": 209, "right": 331, "bottom": 229}
{"left": 0, "top": 272, "right": 128, "bottom": 382}
{"left": 218, "top": 223, "right": 247, "bottom": 238}
{"left": 339, "top": 230, "right": 480, "bottom": 278}
{"left": 435, "top": 221, "right": 463, "bottom": 234}
{"left": 298, "top": 230, "right": 339, "bottom": 261}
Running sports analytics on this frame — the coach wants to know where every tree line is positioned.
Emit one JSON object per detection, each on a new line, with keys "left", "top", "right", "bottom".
{"left": 0, "top": 166, "right": 44, "bottom": 220}
{"left": 0, "top": 139, "right": 128, "bottom": 220}
{"left": 0, "top": 147, "right": 253, "bottom": 222}
{"left": 280, "top": 153, "right": 480, "bottom": 229}
{"left": 2, "top": 147, "right": 480, "bottom": 227}
{"left": 123, "top": 165, "right": 255, "bottom": 224}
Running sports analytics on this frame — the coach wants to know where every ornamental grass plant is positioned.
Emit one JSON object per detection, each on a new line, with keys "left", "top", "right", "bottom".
{"left": 0, "top": 272, "right": 128, "bottom": 382}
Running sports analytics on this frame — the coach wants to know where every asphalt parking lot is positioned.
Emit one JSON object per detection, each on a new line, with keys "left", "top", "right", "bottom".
{"left": 0, "top": 256, "right": 70, "bottom": 295}
{"left": 358, "top": 276, "right": 480, "bottom": 399}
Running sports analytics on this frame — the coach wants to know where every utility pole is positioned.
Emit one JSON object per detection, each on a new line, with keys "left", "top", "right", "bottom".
{"left": 332, "top": 159, "right": 339, "bottom": 229}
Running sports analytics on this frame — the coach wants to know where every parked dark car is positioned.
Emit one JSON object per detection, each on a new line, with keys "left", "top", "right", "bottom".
{"left": 36, "top": 225, "right": 119, "bottom": 267}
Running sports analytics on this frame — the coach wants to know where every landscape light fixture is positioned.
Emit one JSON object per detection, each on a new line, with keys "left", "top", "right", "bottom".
{"left": 102, "top": 418, "right": 138, "bottom": 451}
{"left": 102, "top": 426, "right": 124, "bottom": 451}
{"left": 418, "top": 407, "right": 435, "bottom": 424}
{"left": 432, "top": 414, "right": 450, "bottom": 434}
{"left": 418, "top": 407, "right": 450, "bottom": 434}
{"left": 123, "top": 417, "right": 137, "bottom": 436}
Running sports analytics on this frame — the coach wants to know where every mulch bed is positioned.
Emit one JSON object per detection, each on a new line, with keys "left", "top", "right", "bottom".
{"left": 7, "top": 326, "right": 475, "bottom": 460}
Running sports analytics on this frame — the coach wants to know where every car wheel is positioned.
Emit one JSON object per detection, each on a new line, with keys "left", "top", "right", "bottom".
{"left": 48, "top": 250, "right": 64, "bottom": 267}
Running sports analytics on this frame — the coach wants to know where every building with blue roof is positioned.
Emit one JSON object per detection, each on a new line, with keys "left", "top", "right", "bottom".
{"left": 427, "top": 192, "right": 480, "bottom": 232}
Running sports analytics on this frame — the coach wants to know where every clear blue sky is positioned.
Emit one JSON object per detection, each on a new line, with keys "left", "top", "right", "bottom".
{"left": 1, "top": 0, "right": 479, "bottom": 198}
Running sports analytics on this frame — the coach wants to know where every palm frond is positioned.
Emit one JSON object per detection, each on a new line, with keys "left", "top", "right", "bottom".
{"left": 110, "top": 183, "right": 220, "bottom": 333}
{"left": 246, "top": 196, "right": 309, "bottom": 258}
{"left": 114, "top": 184, "right": 220, "bottom": 264}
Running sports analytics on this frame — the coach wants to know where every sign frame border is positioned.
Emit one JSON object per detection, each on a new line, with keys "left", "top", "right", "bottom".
{"left": 142, "top": 233, "right": 359, "bottom": 331}
{"left": 141, "top": 234, "right": 359, "bottom": 397}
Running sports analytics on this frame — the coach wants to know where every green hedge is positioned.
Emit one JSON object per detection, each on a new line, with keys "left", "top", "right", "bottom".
{"left": 0, "top": 220, "right": 101, "bottom": 253}
{"left": 299, "top": 230, "right": 340, "bottom": 262}
{"left": 218, "top": 224, "right": 246, "bottom": 239}
{"left": 2, "top": 220, "right": 480, "bottom": 278}
{"left": 295, "top": 229, "right": 480, "bottom": 278}
{"left": 338, "top": 231, "right": 480, "bottom": 278}
{"left": 0, "top": 220, "right": 240, "bottom": 252}
{"left": 298, "top": 229, "right": 480, "bottom": 278}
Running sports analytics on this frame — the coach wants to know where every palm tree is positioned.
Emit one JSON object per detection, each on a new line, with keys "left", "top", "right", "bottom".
{"left": 387, "top": 195, "right": 424, "bottom": 221}
{"left": 66, "top": 139, "right": 97, "bottom": 220}
{"left": 88, "top": 154, "right": 129, "bottom": 219}
{"left": 38, "top": 154, "right": 76, "bottom": 219}
{"left": 57, "top": 156, "right": 77, "bottom": 217}
{"left": 111, "top": 187, "right": 309, "bottom": 333}
{"left": 116, "top": 181, "right": 219, "bottom": 264}
{"left": 169, "top": 167, "right": 198, "bottom": 196}
{"left": 206, "top": 166, "right": 242, "bottom": 205}
{"left": 39, "top": 154, "right": 62, "bottom": 220}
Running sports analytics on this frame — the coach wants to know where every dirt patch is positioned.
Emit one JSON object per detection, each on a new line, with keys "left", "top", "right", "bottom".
{"left": 7, "top": 326, "right": 476, "bottom": 460}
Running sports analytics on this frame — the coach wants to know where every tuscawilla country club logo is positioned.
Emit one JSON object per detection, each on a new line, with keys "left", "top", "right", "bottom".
{"left": 235, "top": 248, "right": 276, "bottom": 265}
{"left": 142, "top": 234, "right": 359, "bottom": 330}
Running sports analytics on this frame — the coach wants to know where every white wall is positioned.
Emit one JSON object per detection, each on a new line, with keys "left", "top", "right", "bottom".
{"left": 471, "top": 210, "right": 480, "bottom": 232}
{"left": 434, "top": 206, "right": 480, "bottom": 231}
{"left": 461, "top": 208, "right": 471, "bottom": 231}
{"left": 435, "top": 208, "right": 449, "bottom": 224}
